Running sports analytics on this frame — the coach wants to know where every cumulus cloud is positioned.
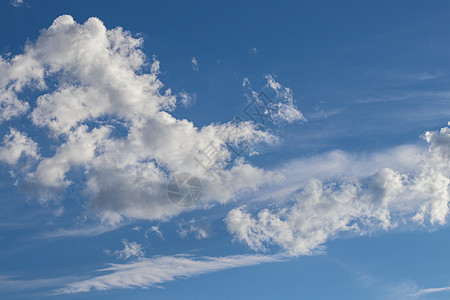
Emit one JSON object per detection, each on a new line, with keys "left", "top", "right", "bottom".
{"left": 25, "top": 16, "right": 175, "bottom": 135}
{"left": 412, "top": 123, "right": 450, "bottom": 225}
{"left": 0, "top": 89, "right": 29, "bottom": 122}
{"left": 0, "top": 128, "right": 39, "bottom": 164}
{"left": 226, "top": 173, "right": 399, "bottom": 256}
{"left": 53, "top": 254, "right": 281, "bottom": 294}
{"left": 34, "top": 125, "right": 109, "bottom": 187}
{"left": 226, "top": 123, "right": 450, "bottom": 256}
{"left": 0, "top": 15, "right": 282, "bottom": 224}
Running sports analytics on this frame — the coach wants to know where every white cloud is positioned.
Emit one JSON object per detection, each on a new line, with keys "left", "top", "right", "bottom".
{"left": 25, "top": 16, "right": 175, "bottom": 135}
{"left": 177, "top": 218, "right": 210, "bottom": 239}
{"left": 106, "top": 239, "right": 145, "bottom": 260}
{"left": 39, "top": 224, "right": 121, "bottom": 239}
{"left": 410, "top": 285, "right": 450, "bottom": 297}
{"left": 226, "top": 174, "right": 398, "bottom": 256}
{"left": 242, "top": 76, "right": 306, "bottom": 124}
{"left": 264, "top": 74, "right": 307, "bottom": 123}
{"left": 0, "top": 15, "right": 283, "bottom": 223}
{"left": 226, "top": 123, "right": 450, "bottom": 256}
{"left": 242, "top": 77, "right": 251, "bottom": 88}
{"left": 144, "top": 225, "right": 163, "bottom": 239}
{"left": 191, "top": 57, "right": 199, "bottom": 71}
{"left": 34, "top": 125, "right": 109, "bottom": 188}
{"left": 9, "top": 0, "right": 25, "bottom": 7}
{"left": 247, "top": 144, "right": 423, "bottom": 205}
{"left": 178, "top": 90, "right": 196, "bottom": 107}
{"left": 412, "top": 123, "right": 450, "bottom": 225}
{"left": 132, "top": 226, "right": 142, "bottom": 232}
{"left": 53, "top": 254, "right": 282, "bottom": 294}
{"left": 0, "top": 128, "right": 39, "bottom": 164}
{"left": 0, "top": 89, "right": 29, "bottom": 122}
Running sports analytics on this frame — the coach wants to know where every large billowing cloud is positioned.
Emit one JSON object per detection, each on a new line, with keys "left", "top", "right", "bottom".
{"left": 0, "top": 15, "right": 287, "bottom": 223}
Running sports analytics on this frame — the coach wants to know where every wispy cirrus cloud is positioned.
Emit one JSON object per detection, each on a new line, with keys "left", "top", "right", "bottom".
{"left": 0, "top": 275, "right": 75, "bottom": 297}
{"left": 105, "top": 239, "right": 145, "bottom": 260}
{"left": 38, "top": 224, "right": 122, "bottom": 239}
{"left": 53, "top": 254, "right": 283, "bottom": 294}
{"left": 409, "top": 285, "right": 450, "bottom": 297}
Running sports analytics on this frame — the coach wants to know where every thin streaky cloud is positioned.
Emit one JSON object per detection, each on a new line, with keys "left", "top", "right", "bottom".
{"left": 410, "top": 286, "right": 450, "bottom": 297}
{"left": 37, "top": 224, "right": 122, "bottom": 239}
{"left": 52, "top": 254, "right": 284, "bottom": 294}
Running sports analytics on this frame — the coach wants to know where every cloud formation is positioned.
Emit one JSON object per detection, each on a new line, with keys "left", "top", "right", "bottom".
{"left": 105, "top": 239, "right": 145, "bottom": 260}
{"left": 0, "top": 15, "right": 288, "bottom": 224}
{"left": 177, "top": 218, "right": 211, "bottom": 239}
{"left": 226, "top": 123, "right": 450, "bottom": 255}
{"left": 0, "top": 128, "right": 39, "bottom": 164}
{"left": 242, "top": 75, "right": 306, "bottom": 124}
{"left": 2, "top": 14, "right": 448, "bottom": 265}
{"left": 53, "top": 254, "right": 281, "bottom": 294}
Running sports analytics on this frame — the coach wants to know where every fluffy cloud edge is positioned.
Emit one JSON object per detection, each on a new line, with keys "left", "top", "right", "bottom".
{"left": 225, "top": 122, "right": 450, "bottom": 256}
{"left": 0, "top": 15, "right": 291, "bottom": 223}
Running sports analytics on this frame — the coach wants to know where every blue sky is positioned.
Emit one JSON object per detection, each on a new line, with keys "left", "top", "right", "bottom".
{"left": 0, "top": 1, "right": 449, "bottom": 299}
